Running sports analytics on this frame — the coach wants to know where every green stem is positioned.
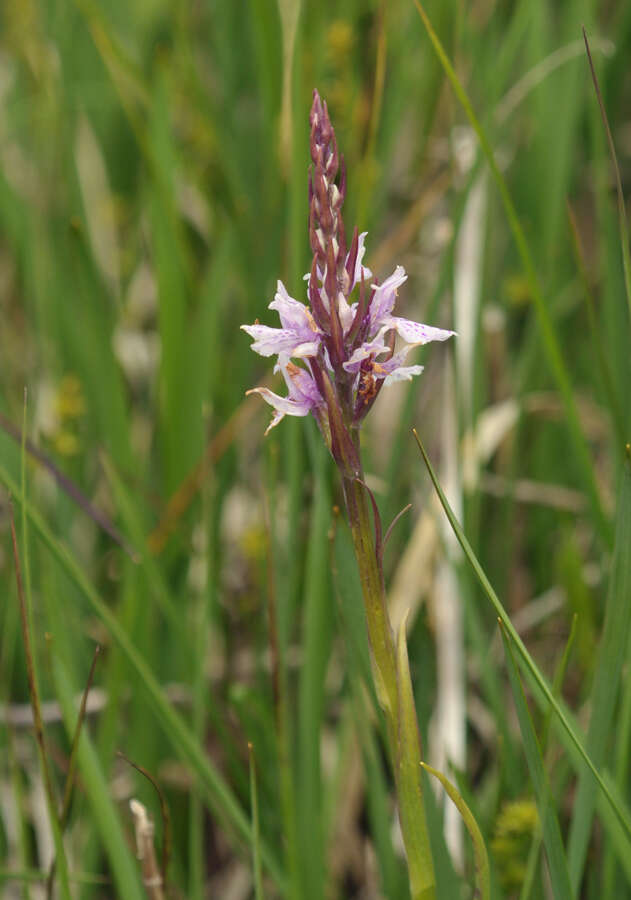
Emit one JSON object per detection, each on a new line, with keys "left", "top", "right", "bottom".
{"left": 341, "top": 463, "right": 436, "bottom": 899}
{"left": 342, "top": 473, "right": 397, "bottom": 715}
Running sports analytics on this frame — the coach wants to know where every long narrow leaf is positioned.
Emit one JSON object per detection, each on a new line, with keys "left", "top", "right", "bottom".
{"left": 395, "top": 615, "right": 435, "bottom": 900}
{"left": 413, "top": 430, "right": 631, "bottom": 843}
{"left": 413, "top": 0, "right": 612, "bottom": 544}
{"left": 567, "top": 450, "right": 631, "bottom": 889}
{"left": 0, "top": 461, "right": 284, "bottom": 890}
{"left": 48, "top": 650, "right": 145, "bottom": 900}
{"left": 248, "top": 743, "right": 265, "bottom": 900}
{"left": 11, "top": 490, "right": 71, "bottom": 900}
{"left": 421, "top": 763, "right": 490, "bottom": 900}
{"left": 298, "top": 439, "right": 332, "bottom": 900}
{"left": 499, "top": 623, "right": 574, "bottom": 898}
{"left": 583, "top": 30, "right": 631, "bottom": 328}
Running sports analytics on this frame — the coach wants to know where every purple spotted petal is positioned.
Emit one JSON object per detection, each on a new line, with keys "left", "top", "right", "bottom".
{"left": 369, "top": 266, "right": 408, "bottom": 332}
{"left": 372, "top": 347, "right": 425, "bottom": 384}
{"left": 383, "top": 316, "right": 456, "bottom": 346}
{"left": 342, "top": 327, "right": 389, "bottom": 374}
{"left": 382, "top": 364, "right": 424, "bottom": 385}
{"left": 348, "top": 343, "right": 426, "bottom": 388}
{"left": 240, "top": 324, "right": 321, "bottom": 358}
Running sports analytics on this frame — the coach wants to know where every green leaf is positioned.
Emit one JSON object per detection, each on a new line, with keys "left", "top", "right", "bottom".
{"left": 582, "top": 30, "right": 631, "bottom": 331}
{"left": 0, "top": 460, "right": 285, "bottom": 890}
{"left": 395, "top": 615, "right": 436, "bottom": 900}
{"left": 568, "top": 451, "right": 631, "bottom": 889}
{"left": 413, "top": 0, "right": 612, "bottom": 545}
{"left": 413, "top": 431, "right": 631, "bottom": 846}
{"left": 99, "top": 453, "right": 182, "bottom": 634}
{"left": 48, "top": 650, "right": 145, "bottom": 900}
{"left": 248, "top": 744, "right": 265, "bottom": 900}
{"left": 421, "top": 763, "right": 490, "bottom": 900}
{"left": 297, "top": 439, "right": 333, "bottom": 900}
{"left": 499, "top": 624, "right": 574, "bottom": 899}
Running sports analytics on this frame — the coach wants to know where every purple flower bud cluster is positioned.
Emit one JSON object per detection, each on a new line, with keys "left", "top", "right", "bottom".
{"left": 242, "top": 90, "right": 454, "bottom": 473}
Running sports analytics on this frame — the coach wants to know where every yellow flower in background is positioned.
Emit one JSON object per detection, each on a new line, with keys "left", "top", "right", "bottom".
{"left": 52, "top": 430, "right": 81, "bottom": 458}
{"left": 491, "top": 799, "right": 539, "bottom": 891}
{"left": 41, "top": 373, "right": 87, "bottom": 456}
{"left": 326, "top": 21, "right": 354, "bottom": 60}
{"left": 55, "top": 374, "right": 85, "bottom": 421}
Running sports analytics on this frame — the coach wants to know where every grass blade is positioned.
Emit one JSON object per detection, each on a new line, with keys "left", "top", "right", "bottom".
{"left": 566, "top": 204, "right": 626, "bottom": 447}
{"left": 412, "top": 430, "right": 631, "bottom": 844}
{"left": 421, "top": 763, "right": 490, "bottom": 900}
{"left": 298, "top": 438, "right": 333, "bottom": 900}
{"left": 604, "top": 630, "right": 631, "bottom": 893}
{"left": 262, "top": 457, "right": 302, "bottom": 900}
{"left": 583, "top": 29, "right": 631, "bottom": 329}
{"left": 395, "top": 615, "right": 435, "bottom": 900}
{"left": 0, "top": 461, "right": 284, "bottom": 890}
{"left": 413, "top": 0, "right": 612, "bottom": 544}
{"left": 10, "top": 504, "right": 71, "bottom": 900}
{"left": 0, "top": 409, "right": 136, "bottom": 558}
{"left": 248, "top": 743, "right": 265, "bottom": 900}
{"left": 118, "top": 752, "right": 171, "bottom": 889}
{"left": 567, "top": 447, "right": 631, "bottom": 889}
{"left": 499, "top": 622, "right": 574, "bottom": 898}
{"left": 46, "top": 643, "right": 101, "bottom": 898}
{"left": 0, "top": 870, "right": 109, "bottom": 888}
{"left": 47, "top": 646, "right": 145, "bottom": 900}
{"left": 99, "top": 452, "right": 182, "bottom": 634}
{"left": 518, "top": 610, "right": 576, "bottom": 900}
{"left": 4, "top": 628, "right": 33, "bottom": 900}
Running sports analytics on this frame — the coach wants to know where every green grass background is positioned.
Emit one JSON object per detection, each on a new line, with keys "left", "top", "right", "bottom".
{"left": 1, "top": 0, "right": 630, "bottom": 897}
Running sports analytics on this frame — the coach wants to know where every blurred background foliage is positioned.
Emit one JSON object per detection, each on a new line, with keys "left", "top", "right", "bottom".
{"left": 0, "top": 0, "right": 630, "bottom": 897}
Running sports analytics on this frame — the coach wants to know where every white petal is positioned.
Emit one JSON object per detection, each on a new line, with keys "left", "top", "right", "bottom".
{"left": 337, "top": 292, "right": 356, "bottom": 334}
{"left": 369, "top": 266, "right": 407, "bottom": 330}
{"left": 351, "top": 232, "right": 373, "bottom": 290}
{"left": 246, "top": 387, "right": 313, "bottom": 420}
{"left": 382, "top": 365, "right": 424, "bottom": 385}
{"left": 291, "top": 340, "right": 322, "bottom": 358}
{"left": 303, "top": 264, "right": 324, "bottom": 284}
{"left": 269, "top": 281, "right": 316, "bottom": 332}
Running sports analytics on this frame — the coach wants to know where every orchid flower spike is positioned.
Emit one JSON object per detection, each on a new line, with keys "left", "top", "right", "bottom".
{"left": 242, "top": 90, "right": 455, "bottom": 469}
